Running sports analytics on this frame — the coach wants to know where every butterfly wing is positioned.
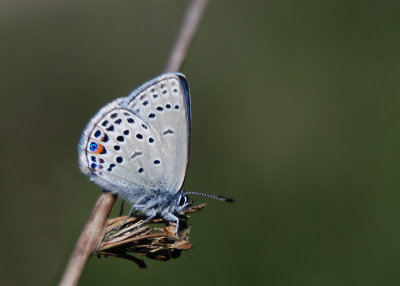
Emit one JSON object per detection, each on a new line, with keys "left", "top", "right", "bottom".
{"left": 121, "top": 73, "right": 191, "bottom": 192}
{"left": 78, "top": 73, "right": 191, "bottom": 202}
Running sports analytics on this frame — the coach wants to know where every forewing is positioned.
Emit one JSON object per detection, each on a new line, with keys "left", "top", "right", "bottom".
{"left": 121, "top": 73, "right": 191, "bottom": 192}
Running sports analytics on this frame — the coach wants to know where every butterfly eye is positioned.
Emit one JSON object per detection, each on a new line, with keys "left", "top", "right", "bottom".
{"left": 178, "top": 195, "right": 187, "bottom": 207}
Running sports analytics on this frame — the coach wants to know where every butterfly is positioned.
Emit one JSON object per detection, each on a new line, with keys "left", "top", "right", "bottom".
{"left": 78, "top": 73, "right": 232, "bottom": 234}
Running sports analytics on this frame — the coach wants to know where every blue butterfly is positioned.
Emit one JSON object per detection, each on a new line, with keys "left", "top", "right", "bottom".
{"left": 78, "top": 73, "right": 232, "bottom": 233}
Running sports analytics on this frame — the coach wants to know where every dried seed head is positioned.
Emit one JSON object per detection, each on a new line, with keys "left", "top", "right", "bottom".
{"left": 95, "top": 203, "right": 206, "bottom": 268}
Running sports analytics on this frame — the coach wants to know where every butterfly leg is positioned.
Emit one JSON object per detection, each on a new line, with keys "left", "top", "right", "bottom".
{"left": 117, "top": 203, "right": 138, "bottom": 229}
{"left": 127, "top": 203, "right": 138, "bottom": 218}
{"left": 138, "top": 209, "right": 157, "bottom": 227}
{"left": 163, "top": 213, "right": 180, "bottom": 236}
{"left": 119, "top": 200, "right": 125, "bottom": 216}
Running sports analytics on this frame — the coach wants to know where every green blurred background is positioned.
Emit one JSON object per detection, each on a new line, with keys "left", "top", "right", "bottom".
{"left": 1, "top": 0, "right": 400, "bottom": 285}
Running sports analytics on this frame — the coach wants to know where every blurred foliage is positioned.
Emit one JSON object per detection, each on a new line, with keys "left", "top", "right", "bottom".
{"left": 1, "top": 0, "right": 400, "bottom": 285}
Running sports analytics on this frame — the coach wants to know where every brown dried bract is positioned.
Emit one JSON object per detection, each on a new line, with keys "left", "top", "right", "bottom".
{"left": 95, "top": 203, "right": 206, "bottom": 268}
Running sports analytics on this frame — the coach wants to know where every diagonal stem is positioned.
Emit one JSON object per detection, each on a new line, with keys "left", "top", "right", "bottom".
{"left": 58, "top": 191, "right": 117, "bottom": 286}
{"left": 164, "top": 0, "right": 210, "bottom": 73}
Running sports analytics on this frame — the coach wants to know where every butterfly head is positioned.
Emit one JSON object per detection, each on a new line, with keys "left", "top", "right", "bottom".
{"left": 175, "top": 190, "right": 192, "bottom": 214}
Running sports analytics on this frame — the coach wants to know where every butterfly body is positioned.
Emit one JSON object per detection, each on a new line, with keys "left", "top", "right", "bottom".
{"left": 78, "top": 73, "right": 192, "bottom": 229}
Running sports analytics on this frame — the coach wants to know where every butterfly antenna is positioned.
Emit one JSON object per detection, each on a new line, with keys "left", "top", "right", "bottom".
{"left": 186, "top": 192, "right": 235, "bottom": 203}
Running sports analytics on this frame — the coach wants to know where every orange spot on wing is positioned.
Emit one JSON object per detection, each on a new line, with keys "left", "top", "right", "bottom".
{"left": 93, "top": 144, "right": 104, "bottom": 154}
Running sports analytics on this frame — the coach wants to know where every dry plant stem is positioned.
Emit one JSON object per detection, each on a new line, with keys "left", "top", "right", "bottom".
{"left": 163, "top": 0, "right": 210, "bottom": 73}
{"left": 59, "top": 0, "right": 209, "bottom": 285}
{"left": 58, "top": 191, "right": 117, "bottom": 286}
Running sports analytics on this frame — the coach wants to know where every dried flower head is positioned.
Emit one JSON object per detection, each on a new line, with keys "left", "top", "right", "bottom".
{"left": 95, "top": 203, "right": 206, "bottom": 268}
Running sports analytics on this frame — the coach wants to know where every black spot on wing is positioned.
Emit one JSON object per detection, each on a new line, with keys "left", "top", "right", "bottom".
{"left": 94, "top": 130, "right": 101, "bottom": 138}
{"left": 107, "top": 163, "right": 116, "bottom": 172}
{"left": 162, "top": 129, "right": 174, "bottom": 135}
{"left": 131, "top": 151, "right": 142, "bottom": 159}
